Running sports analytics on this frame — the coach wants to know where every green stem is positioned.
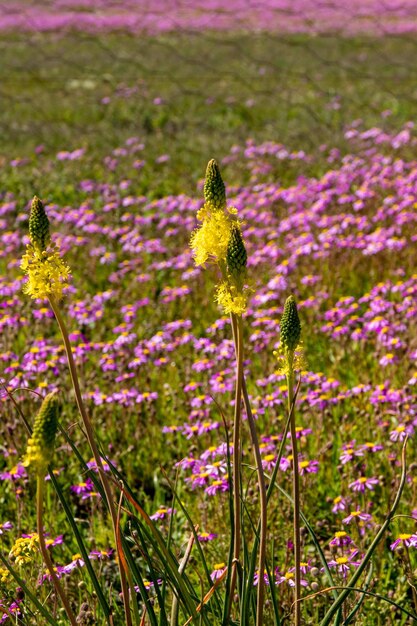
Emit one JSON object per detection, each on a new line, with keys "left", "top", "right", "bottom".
{"left": 171, "top": 532, "right": 195, "bottom": 626}
{"left": 226, "top": 312, "right": 244, "bottom": 622}
{"left": 242, "top": 377, "right": 267, "bottom": 626}
{"left": 231, "top": 315, "right": 267, "bottom": 626}
{"left": 116, "top": 489, "right": 141, "bottom": 626}
{"left": 287, "top": 369, "right": 301, "bottom": 626}
{"left": 48, "top": 296, "right": 132, "bottom": 626}
{"left": 36, "top": 475, "right": 77, "bottom": 625}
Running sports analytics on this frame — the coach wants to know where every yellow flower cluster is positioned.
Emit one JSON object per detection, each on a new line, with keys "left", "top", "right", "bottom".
{"left": 190, "top": 205, "right": 249, "bottom": 315}
{"left": 190, "top": 206, "right": 235, "bottom": 267}
{"left": 190, "top": 206, "right": 250, "bottom": 314}
{"left": 215, "top": 282, "right": 248, "bottom": 316}
{"left": 273, "top": 345, "right": 305, "bottom": 377}
{"left": 9, "top": 534, "right": 39, "bottom": 566}
{"left": 0, "top": 567, "right": 10, "bottom": 583}
{"left": 20, "top": 244, "right": 70, "bottom": 301}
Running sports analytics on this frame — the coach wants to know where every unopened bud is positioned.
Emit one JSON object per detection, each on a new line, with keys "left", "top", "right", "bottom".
{"left": 280, "top": 296, "right": 301, "bottom": 352}
{"left": 226, "top": 223, "right": 247, "bottom": 274}
{"left": 29, "top": 196, "right": 50, "bottom": 252}
{"left": 204, "top": 159, "right": 226, "bottom": 210}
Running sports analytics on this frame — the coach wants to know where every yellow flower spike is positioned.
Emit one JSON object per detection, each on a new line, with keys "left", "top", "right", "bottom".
{"left": 190, "top": 161, "right": 252, "bottom": 316}
{"left": 273, "top": 296, "right": 305, "bottom": 375}
{"left": 21, "top": 196, "right": 71, "bottom": 301}
{"left": 24, "top": 392, "right": 59, "bottom": 475}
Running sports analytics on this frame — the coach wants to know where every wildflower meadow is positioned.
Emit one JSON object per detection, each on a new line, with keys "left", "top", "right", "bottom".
{"left": 2, "top": 2, "right": 417, "bottom": 624}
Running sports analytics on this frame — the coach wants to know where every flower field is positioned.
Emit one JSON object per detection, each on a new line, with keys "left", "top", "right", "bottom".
{"left": 2, "top": 0, "right": 417, "bottom": 35}
{"left": 1, "top": 7, "right": 417, "bottom": 625}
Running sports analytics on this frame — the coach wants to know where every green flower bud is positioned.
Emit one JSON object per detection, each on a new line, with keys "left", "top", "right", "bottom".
{"left": 226, "top": 223, "right": 247, "bottom": 274}
{"left": 280, "top": 296, "right": 301, "bottom": 352}
{"left": 24, "top": 392, "right": 59, "bottom": 475}
{"left": 29, "top": 196, "right": 50, "bottom": 252}
{"left": 204, "top": 159, "right": 226, "bottom": 210}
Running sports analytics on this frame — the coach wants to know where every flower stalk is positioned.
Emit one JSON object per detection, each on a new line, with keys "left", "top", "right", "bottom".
{"left": 191, "top": 161, "right": 255, "bottom": 622}
{"left": 230, "top": 315, "right": 267, "bottom": 626}
{"left": 48, "top": 296, "right": 133, "bottom": 626}
{"left": 21, "top": 197, "right": 133, "bottom": 625}
{"left": 227, "top": 312, "right": 244, "bottom": 620}
{"left": 278, "top": 296, "right": 303, "bottom": 626}
{"left": 37, "top": 476, "right": 77, "bottom": 626}
{"left": 288, "top": 368, "right": 301, "bottom": 626}
{"left": 23, "top": 391, "right": 77, "bottom": 625}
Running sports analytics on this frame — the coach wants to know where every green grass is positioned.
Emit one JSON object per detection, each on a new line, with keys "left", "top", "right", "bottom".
{"left": 2, "top": 31, "right": 417, "bottom": 197}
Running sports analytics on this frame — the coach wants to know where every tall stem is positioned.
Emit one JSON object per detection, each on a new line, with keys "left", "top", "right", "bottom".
{"left": 36, "top": 476, "right": 77, "bottom": 626}
{"left": 48, "top": 297, "right": 132, "bottom": 626}
{"left": 227, "top": 312, "right": 244, "bottom": 621}
{"left": 287, "top": 370, "right": 301, "bottom": 626}
{"left": 231, "top": 315, "right": 267, "bottom": 626}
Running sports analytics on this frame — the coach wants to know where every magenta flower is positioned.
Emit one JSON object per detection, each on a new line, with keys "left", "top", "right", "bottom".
{"left": 62, "top": 554, "right": 85, "bottom": 574}
{"left": 349, "top": 476, "right": 379, "bottom": 492}
{"left": 0, "top": 600, "right": 23, "bottom": 621}
{"left": 298, "top": 459, "right": 319, "bottom": 475}
{"left": 332, "top": 496, "right": 348, "bottom": 514}
{"left": 262, "top": 454, "right": 277, "bottom": 471}
{"left": 205, "top": 479, "right": 229, "bottom": 496}
{"left": 275, "top": 571, "right": 308, "bottom": 587}
{"left": 198, "top": 532, "right": 218, "bottom": 542}
{"left": 390, "top": 424, "right": 414, "bottom": 442}
{"left": 86, "top": 458, "right": 110, "bottom": 472}
{"left": 390, "top": 533, "right": 417, "bottom": 551}
{"left": 89, "top": 548, "right": 114, "bottom": 560}
{"left": 330, "top": 531, "right": 352, "bottom": 547}
{"left": 360, "top": 442, "right": 383, "bottom": 454}
{"left": 343, "top": 509, "right": 372, "bottom": 525}
{"left": 253, "top": 569, "right": 270, "bottom": 586}
{"left": 340, "top": 441, "right": 363, "bottom": 464}
{"left": 327, "top": 550, "right": 361, "bottom": 576}
{"left": 70, "top": 478, "right": 95, "bottom": 495}
{"left": 150, "top": 506, "right": 176, "bottom": 521}
{"left": 210, "top": 563, "right": 227, "bottom": 581}
{"left": 0, "top": 464, "right": 27, "bottom": 482}
{"left": 0, "top": 521, "right": 13, "bottom": 534}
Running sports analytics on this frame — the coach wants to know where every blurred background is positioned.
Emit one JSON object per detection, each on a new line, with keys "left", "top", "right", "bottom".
{"left": 2, "top": 0, "right": 417, "bottom": 194}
